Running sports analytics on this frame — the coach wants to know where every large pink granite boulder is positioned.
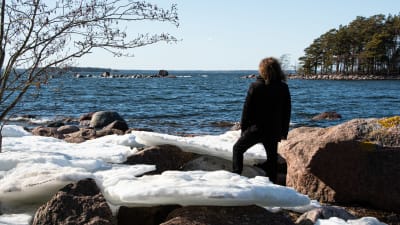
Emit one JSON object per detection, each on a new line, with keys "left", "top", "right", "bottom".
{"left": 279, "top": 117, "right": 400, "bottom": 212}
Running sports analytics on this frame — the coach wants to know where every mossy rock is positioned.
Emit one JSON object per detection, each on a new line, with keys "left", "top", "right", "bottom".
{"left": 378, "top": 116, "right": 400, "bottom": 128}
{"left": 363, "top": 116, "right": 400, "bottom": 147}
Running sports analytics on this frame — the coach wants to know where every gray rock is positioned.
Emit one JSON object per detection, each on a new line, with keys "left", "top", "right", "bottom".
{"left": 89, "top": 111, "right": 127, "bottom": 129}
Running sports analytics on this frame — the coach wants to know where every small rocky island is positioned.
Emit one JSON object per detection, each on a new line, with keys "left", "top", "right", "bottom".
{"left": 75, "top": 69, "right": 177, "bottom": 79}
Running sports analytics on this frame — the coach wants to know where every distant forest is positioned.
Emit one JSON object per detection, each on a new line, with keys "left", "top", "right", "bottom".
{"left": 298, "top": 14, "right": 400, "bottom": 76}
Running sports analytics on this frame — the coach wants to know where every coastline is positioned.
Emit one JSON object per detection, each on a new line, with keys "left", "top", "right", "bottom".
{"left": 1, "top": 116, "right": 399, "bottom": 225}
{"left": 287, "top": 74, "right": 400, "bottom": 80}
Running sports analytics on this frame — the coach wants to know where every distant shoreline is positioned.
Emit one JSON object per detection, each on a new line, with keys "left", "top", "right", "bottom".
{"left": 287, "top": 74, "right": 400, "bottom": 80}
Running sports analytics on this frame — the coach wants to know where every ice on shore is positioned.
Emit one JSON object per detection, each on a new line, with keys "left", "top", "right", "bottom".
{"left": 0, "top": 125, "right": 383, "bottom": 225}
{"left": 132, "top": 130, "right": 267, "bottom": 165}
{"left": 1, "top": 125, "right": 32, "bottom": 137}
{"left": 98, "top": 170, "right": 309, "bottom": 207}
{"left": 0, "top": 214, "right": 32, "bottom": 225}
{"left": 316, "top": 217, "right": 386, "bottom": 225}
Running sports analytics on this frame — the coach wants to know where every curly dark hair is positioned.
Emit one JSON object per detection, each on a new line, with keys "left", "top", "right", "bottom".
{"left": 258, "top": 57, "right": 286, "bottom": 83}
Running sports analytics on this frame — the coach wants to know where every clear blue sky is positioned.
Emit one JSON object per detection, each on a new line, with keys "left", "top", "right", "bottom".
{"left": 78, "top": 0, "right": 400, "bottom": 70}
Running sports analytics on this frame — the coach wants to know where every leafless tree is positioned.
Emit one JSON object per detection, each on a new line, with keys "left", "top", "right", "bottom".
{"left": 0, "top": 0, "right": 179, "bottom": 152}
{"left": 279, "top": 54, "right": 291, "bottom": 72}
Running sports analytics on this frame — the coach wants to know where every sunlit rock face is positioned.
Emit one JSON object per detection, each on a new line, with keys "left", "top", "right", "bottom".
{"left": 279, "top": 118, "right": 400, "bottom": 212}
{"left": 31, "top": 178, "right": 114, "bottom": 225}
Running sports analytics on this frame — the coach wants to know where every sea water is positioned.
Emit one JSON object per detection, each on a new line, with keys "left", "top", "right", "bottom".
{"left": 10, "top": 70, "right": 400, "bottom": 135}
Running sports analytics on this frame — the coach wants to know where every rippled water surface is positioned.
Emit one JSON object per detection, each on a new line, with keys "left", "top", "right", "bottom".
{"left": 14, "top": 71, "right": 400, "bottom": 134}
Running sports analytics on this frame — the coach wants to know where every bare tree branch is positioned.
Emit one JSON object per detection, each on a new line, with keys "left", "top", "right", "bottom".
{"left": 0, "top": 0, "right": 180, "bottom": 149}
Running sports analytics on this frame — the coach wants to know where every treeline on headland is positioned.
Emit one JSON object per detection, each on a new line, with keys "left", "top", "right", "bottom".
{"left": 298, "top": 14, "right": 400, "bottom": 78}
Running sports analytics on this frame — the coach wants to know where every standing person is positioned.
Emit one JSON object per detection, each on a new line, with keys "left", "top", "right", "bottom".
{"left": 232, "top": 57, "right": 291, "bottom": 183}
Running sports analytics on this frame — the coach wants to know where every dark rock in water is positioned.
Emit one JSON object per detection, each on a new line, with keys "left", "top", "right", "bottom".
{"left": 312, "top": 111, "right": 342, "bottom": 120}
{"left": 240, "top": 74, "right": 257, "bottom": 79}
{"left": 89, "top": 111, "right": 127, "bottom": 129}
{"left": 79, "top": 112, "right": 94, "bottom": 121}
{"left": 125, "top": 145, "right": 197, "bottom": 174}
{"left": 103, "top": 120, "right": 129, "bottom": 132}
{"left": 21, "top": 114, "right": 37, "bottom": 119}
{"left": 296, "top": 205, "right": 356, "bottom": 225}
{"left": 162, "top": 205, "right": 295, "bottom": 225}
{"left": 118, "top": 205, "right": 181, "bottom": 225}
{"left": 279, "top": 118, "right": 400, "bottom": 213}
{"left": 47, "top": 121, "right": 65, "bottom": 128}
{"left": 210, "top": 121, "right": 236, "bottom": 128}
{"left": 32, "top": 178, "right": 113, "bottom": 225}
{"left": 158, "top": 70, "right": 169, "bottom": 77}
{"left": 101, "top": 71, "right": 111, "bottom": 78}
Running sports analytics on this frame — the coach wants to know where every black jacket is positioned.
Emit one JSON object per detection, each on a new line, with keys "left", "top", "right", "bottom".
{"left": 240, "top": 76, "right": 291, "bottom": 141}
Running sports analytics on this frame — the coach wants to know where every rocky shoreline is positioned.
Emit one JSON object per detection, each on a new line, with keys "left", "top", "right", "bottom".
{"left": 241, "top": 73, "right": 400, "bottom": 80}
{"left": 4, "top": 112, "right": 400, "bottom": 225}
{"left": 287, "top": 74, "right": 400, "bottom": 80}
{"left": 75, "top": 69, "right": 178, "bottom": 79}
